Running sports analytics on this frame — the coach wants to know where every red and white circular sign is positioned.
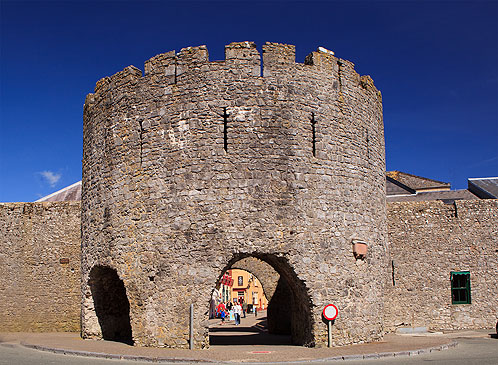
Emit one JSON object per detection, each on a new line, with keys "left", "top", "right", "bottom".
{"left": 322, "top": 304, "right": 338, "bottom": 321}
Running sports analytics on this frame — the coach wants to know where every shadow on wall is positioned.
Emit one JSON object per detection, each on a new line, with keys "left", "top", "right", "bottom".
{"left": 88, "top": 266, "right": 134, "bottom": 345}
{"left": 267, "top": 276, "right": 293, "bottom": 335}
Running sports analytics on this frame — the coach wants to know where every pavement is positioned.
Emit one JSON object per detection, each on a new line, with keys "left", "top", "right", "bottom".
{"left": 0, "top": 311, "right": 494, "bottom": 364}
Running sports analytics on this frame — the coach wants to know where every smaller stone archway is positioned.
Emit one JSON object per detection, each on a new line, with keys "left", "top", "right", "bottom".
{"left": 231, "top": 257, "right": 279, "bottom": 302}
{"left": 87, "top": 266, "right": 133, "bottom": 345}
{"left": 210, "top": 253, "right": 314, "bottom": 347}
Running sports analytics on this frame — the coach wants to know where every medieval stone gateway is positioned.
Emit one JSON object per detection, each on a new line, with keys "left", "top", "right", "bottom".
{"left": 81, "top": 42, "right": 387, "bottom": 348}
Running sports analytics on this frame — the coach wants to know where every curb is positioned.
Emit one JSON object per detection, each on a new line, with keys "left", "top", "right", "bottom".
{"left": 19, "top": 340, "right": 458, "bottom": 363}
{"left": 21, "top": 342, "right": 216, "bottom": 363}
{"left": 318, "top": 340, "right": 458, "bottom": 362}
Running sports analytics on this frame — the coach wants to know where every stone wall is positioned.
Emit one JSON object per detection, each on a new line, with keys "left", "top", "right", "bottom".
{"left": 0, "top": 202, "right": 81, "bottom": 332}
{"left": 81, "top": 41, "right": 387, "bottom": 348}
{"left": 385, "top": 200, "right": 498, "bottom": 332}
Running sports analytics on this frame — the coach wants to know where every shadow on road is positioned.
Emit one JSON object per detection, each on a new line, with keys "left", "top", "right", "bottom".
{"left": 209, "top": 326, "right": 260, "bottom": 334}
{"left": 209, "top": 332, "right": 292, "bottom": 345}
{"left": 209, "top": 314, "right": 292, "bottom": 346}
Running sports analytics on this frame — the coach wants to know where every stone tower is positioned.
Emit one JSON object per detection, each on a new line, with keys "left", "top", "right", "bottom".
{"left": 81, "top": 42, "right": 387, "bottom": 348}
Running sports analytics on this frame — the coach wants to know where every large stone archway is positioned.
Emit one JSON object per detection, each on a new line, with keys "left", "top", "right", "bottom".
{"left": 215, "top": 254, "right": 313, "bottom": 346}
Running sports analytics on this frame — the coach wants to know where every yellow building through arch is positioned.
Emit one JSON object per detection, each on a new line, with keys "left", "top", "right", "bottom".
{"left": 230, "top": 269, "right": 268, "bottom": 310}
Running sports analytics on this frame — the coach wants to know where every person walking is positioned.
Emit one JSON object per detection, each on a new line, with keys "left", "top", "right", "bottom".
{"left": 234, "top": 302, "right": 241, "bottom": 325}
{"left": 242, "top": 301, "right": 247, "bottom": 318}
{"left": 220, "top": 309, "right": 226, "bottom": 325}
{"left": 216, "top": 302, "right": 226, "bottom": 318}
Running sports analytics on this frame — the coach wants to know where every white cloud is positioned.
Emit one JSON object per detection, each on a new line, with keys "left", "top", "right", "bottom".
{"left": 40, "top": 171, "right": 61, "bottom": 188}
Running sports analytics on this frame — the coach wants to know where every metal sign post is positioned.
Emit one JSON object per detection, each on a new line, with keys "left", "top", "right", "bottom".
{"left": 328, "top": 320, "right": 332, "bottom": 347}
{"left": 190, "top": 304, "right": 194, "bottom": 350}
{"left": 322, "top": 304, "right": 338, "bottom": 348}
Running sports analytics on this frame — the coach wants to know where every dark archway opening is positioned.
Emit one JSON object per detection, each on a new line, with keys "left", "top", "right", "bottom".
{"left": 88, "top": 266, "right": 133, "bottom": 345}
{"left": 208, "top": 254, "right": 313, "bottom": 347}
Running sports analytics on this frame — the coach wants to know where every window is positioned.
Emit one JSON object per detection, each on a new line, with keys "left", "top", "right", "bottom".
{"left": 451, "top": 271, "right": 471, "bottom": 304}
{"left": 238, "top": 276, "right": 243, "bottom": 286}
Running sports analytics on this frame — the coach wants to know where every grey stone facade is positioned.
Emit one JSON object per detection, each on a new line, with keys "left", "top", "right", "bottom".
{"left": 0, "top": 202, "right": 81, "bottom": 332}
{"left": 81, "top": 42, "right": 387, "bottom": 348}
{"left": 385, "top": 200, "right": 498, "bottom": 332}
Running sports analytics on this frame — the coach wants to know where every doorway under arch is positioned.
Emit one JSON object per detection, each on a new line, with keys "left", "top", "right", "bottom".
{"left": 208, "top": 254, "right": 314, "bottom": 347}
{"left": 88, "top": 266, "right": 133, "bottom": 345}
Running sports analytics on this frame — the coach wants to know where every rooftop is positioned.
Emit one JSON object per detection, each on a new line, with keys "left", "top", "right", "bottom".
{"left": 386, "top": 171, "right": 450, "bottom": 192}
{"left": 35, "top": 181, "right": 81, "bottom": 202}
{"left": 386, "top": 189, "right": 478, "bottom": 203}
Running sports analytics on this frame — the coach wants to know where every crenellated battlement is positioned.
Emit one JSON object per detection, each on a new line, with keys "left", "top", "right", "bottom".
{"left": 225, "top": 41, "right": 260, "bottom": 62}
{"left": 84, "top": 41, "right": 384, "bottom": 176}
{"left": 93, "top": 65, "right": 142, "bottom": 95}
{"left": 262, "top": 42, "right": 296, "bottom": 70}
{"left": 88, "top": 42, "right": 381, "bottom": 103}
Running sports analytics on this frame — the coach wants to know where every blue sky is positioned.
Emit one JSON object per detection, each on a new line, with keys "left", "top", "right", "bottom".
{"left": 1, "top": 0, "right": 497, "bottom": 202}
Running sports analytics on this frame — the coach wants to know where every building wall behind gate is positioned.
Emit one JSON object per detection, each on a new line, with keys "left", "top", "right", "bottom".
{"left": 0, "top": 202, "right": 81, "bottom": 332}
{"left": 385, "top": 200, "right": 498, "bottom": 332}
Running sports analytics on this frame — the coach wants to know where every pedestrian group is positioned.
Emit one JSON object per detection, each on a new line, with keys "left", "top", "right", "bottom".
{"left": 216, "top": 299, "right": 254, "bottom": 326}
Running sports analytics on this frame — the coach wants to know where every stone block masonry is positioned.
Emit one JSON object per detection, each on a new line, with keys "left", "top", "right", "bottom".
{"left": 0, "top": 202, "right": 81, "bottom": 332}
{"left": 81, "top": 42, "right": 387, "bottom": 348}
{"left": 2, "top": 199, "right": 495, "bottom": 338}
{"left": 385, "top": 200, "right": 498, "bottom": 332}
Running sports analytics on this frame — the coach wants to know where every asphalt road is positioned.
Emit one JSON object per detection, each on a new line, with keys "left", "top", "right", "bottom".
{"left": 331, "top": 336, "right": 498, "bottom": 365}
{"left": 1, "top": 335, "right": 497, "bottom": 365}
{"left": 0, "top": 343, "right": 138, "bottom": 365}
